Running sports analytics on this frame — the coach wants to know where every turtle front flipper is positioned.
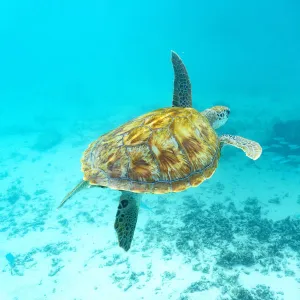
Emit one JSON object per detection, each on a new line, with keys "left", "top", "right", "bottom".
{"left": 171, "top": 51, "right": 192, "bottom": 108}
{"left": 220, "top": 134, "right": 262, "bottom": 160}
{"left": 114, "top": 191, "right": 141, "bottom": 251}
{"left": 58, "top": 180, "right": 89, "bottom": 209}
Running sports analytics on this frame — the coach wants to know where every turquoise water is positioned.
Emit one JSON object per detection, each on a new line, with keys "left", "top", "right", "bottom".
{"left": 1, "top": 1, "right": 300, "bottom": 299}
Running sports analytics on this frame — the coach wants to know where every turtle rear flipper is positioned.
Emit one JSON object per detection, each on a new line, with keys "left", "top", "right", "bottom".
{"left": 58, "top": 180, "right": 89, "bottom": 209}
{"left": 220, "top": 134, "right": 262, "bottom": 160}
{"left": 114, "top": 191, "right": 141, "bottom": 251}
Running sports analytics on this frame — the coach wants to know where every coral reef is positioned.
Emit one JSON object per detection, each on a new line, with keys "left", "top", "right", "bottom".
{"left": 141, "top": 196, "right": 300, "bottom": 298}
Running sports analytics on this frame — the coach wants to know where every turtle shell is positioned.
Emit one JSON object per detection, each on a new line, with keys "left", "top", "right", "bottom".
{"left": 81, "top": 107, "right": 220, "bottom": 194}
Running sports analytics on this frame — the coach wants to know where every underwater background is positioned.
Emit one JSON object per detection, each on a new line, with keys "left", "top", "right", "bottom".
{"left": 1, "top": 0, "right": 300, "bottom": 299}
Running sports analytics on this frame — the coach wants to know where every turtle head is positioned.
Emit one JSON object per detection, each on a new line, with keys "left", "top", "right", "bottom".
{"left": 202, "top": 106, "right": 230, "bottom": 129}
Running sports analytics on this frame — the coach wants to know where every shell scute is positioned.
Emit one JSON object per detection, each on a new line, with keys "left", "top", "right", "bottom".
{"left": 152, "top": 182, "right": 172, "bottom": 194}
{"left": 109, "top": 178, "right": 131, "bottom": 191}
{"left": 123, "top": 126, "right": 152, "bottom": 146}
{"left": 144, "top": 115, "right": 172, "bottom": 129}
{"left": 171, "top": 179, "right": 190, "bottom": 192}
{"left": 149, "top": 127, "right": 191, "bottom": 181}
{"left": 99, "top": 146, "right": 128, "bottom": 179}
{"left": 127, "top": 144, "right": 160, "bottom": 182}
{"left": 189, "top": 173, "right": 205, "bottom": 187}
{"left": 131, "top": 181, "right": 154, "bottom": 193}
{"left": 189, "top": 110, "right": 219, "bottom": 149}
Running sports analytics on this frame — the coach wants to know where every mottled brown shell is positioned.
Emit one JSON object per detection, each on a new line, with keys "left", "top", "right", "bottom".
{"left": 81, "top": 107, "right": 220, "bottom": 194}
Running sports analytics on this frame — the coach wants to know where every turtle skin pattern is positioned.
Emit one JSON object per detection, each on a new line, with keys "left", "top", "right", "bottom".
{"left": 81, "top": 107, "right": 221, "bottom": 194}
{"left": 171, "top": 51, "right": 192, "bottom": 108}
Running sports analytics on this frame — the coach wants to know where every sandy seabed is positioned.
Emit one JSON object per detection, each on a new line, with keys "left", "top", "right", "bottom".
{"left": 1, "top": 106, "right": 300, "bottom": 300}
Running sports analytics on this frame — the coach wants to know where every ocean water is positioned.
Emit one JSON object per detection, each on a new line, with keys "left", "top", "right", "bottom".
{"left": 1, "top": 1, "right": 300, "bottom": 299}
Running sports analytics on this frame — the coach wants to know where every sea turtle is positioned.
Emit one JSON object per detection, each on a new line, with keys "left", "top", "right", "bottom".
{"left": 58, "top": 51, "right": 262, "bottom": 251}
